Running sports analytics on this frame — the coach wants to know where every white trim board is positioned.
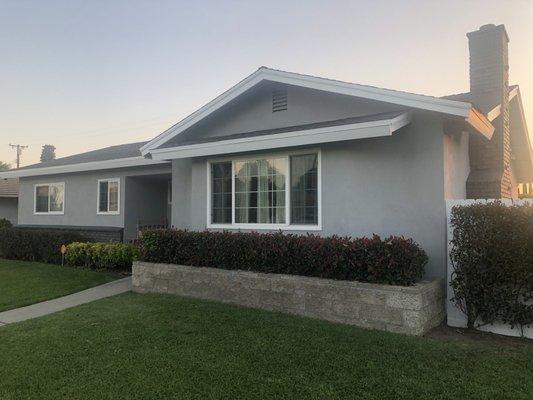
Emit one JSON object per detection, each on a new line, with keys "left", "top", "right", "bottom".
{"left": 150, "top": 112, "right": 412, "bottom": 161}
{"left": 141, "top": 67, "right": 486, "bottom": 156}
{"left": 0, "top": 157, "right": 170, "bottom": 179}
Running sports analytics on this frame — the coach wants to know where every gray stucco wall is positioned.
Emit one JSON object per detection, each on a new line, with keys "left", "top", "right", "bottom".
{"left": 18, "top": 164, "right": 171, "bottom": 232}
{"left": 0, "top": 197, "right": 18, "bottom": 225}
{"left": 443, "top": 131, "right": 470, "bottom": 199}
{"left": 172, "top": 112, "right": 449, "bottom": 279}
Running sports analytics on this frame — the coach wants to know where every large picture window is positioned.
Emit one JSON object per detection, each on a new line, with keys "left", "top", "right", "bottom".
{"left": 97, "top": 178, "right": 120, "bottom": 214}
{"left": 208, "top": 152, "right": 320, "bottom": 229}
{"left": 34, "top": 183, "right": 65, "bottom": 214}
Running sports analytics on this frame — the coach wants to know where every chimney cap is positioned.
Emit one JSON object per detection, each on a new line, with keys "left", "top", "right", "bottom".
{"left": 467, "top": 24, "right": 509, "bottom": 42}
{"left": 480, "top": 24, "right": 497, "bottom": 30}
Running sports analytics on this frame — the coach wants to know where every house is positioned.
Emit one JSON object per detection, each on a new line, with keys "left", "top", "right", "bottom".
{"left": 0, "top": 178, "right": 18, "bottom": 225}
{"left": 0, "top": 24, "right": 531, "bottom": 279}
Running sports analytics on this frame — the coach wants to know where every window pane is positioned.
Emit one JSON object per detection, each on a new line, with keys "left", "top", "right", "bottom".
{"left": 99, "top": 181, "right": 109, "bottom": 212}
{"left": 290, "top": 154, "right": 318, "bottom": 225}
{"left": 49, "top": 185, "right": 64, "bottom": 212}
{"left": 234, "top": 157, "right": 286, "bottom": 224}
{"left": 211, "top": 162, "right": 232, "bottom": 224}
{"left": 36, "top": 186, "right": 49, "bottom": 213}
{"left": 109, "top": 181, "right": 119, "bottom": 212}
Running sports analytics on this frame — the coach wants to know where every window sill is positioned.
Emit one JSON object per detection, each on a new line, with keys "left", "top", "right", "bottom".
{"left": 207, "top": 223, "right": 322, "bottom": 231}
{"left": 34, "top": 212, "right": 64, "bottom": 215}
{"left": 97, "top": 212, "right": 120, "bottom": 216}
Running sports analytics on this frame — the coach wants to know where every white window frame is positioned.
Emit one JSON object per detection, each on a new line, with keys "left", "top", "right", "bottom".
{"left": 97, "top": 178, "right": 121, "bottom": 215}
{"left": 34, "top": 182, "right": 65, "bottom": 215}
{"left": 167, "top": 180, "right": 172, "bottom": 205}
{"left": 206, "top": 149, "right": 322, "bottom": 231}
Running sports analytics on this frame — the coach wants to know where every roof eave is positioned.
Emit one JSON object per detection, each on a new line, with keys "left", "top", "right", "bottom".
{"left": 0, "top": 157, "right": 170, "bottom": 179}
{"left": 149, "top": 111, "right": 412, "bottom": 161}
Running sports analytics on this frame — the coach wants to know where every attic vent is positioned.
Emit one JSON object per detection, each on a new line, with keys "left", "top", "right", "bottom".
{"left": 272, "top": 90, "right": 288, "bottom": 112}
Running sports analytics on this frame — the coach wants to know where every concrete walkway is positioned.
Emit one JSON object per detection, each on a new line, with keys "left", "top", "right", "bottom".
{"left": 0, "top": 277, "right": 132, "bottom": 326}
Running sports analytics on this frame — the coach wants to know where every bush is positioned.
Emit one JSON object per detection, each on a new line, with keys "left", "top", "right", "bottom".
{"left": 450, "top": 201, "right": 533, "bottom": 332}
{"left": 65, "top": 242, "right": 139, "bottom": 270}
{"left": 0, "top": 228, "right": 83, "bottom": 264}
{"left": 0, "top": 218, "right": 12, "bottom": 229}
{"left": 138, "top": 230, "right": 427, "bottom": 286}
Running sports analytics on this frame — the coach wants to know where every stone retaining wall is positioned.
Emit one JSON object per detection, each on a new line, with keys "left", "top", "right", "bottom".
{"left": 133, "top": 261, "right": 445, "bottom": 336}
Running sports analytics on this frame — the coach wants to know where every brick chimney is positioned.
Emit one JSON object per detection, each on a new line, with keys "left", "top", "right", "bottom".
{"left": 466, "top": 24, "right": 512, "bottom": 198}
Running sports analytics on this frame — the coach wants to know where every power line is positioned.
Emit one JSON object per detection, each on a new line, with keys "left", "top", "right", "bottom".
{"left": 9, "top": 144, "right": 28, "bottom": 169}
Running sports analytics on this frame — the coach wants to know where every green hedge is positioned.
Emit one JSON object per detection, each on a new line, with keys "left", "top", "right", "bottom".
{"left": 138, "top": 230, "right": 427, "bottom": 286}
{"left": 0, "top": 218, "right": 12, "bottom": 229}
{"left": 65, "top": 242, "right": 139, "bottom": 270}
{"left": 450, "top": 201, "right": 533, "bottom": 332}
{"left": 0, "top": 227, "right": 83, "bottom": 264}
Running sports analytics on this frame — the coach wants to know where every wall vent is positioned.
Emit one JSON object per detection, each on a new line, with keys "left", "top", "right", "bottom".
{"left": 272, "top": 89, "right": 288, "bottom": 112}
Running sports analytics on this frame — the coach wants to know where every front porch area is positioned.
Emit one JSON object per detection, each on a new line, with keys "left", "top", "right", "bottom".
{"left": 124, "top": 173, "right": 171, "bottom": 242}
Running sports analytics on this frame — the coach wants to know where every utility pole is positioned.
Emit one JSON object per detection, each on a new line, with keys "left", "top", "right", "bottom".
{"left": 9, "top": 143, "right": 28, "bottom": 169}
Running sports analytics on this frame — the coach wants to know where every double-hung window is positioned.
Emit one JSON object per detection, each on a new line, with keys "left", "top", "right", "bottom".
{"left": 34, "top": 183, "right": 65, "bottom": 214}
{"left": 97, "top": 178, "right": 120, "bottom": 214}
{"left": 208, "top": 152, "right": 320, "bottom": 229}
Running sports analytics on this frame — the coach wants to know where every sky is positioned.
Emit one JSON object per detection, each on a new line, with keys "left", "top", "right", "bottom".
{"left": 0, "top": 0, "right": 532, "bottom": 167}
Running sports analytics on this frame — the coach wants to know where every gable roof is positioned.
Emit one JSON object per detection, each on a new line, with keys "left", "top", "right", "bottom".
{"left": 0, "top": 178, "right": 18, "bottom": 198}
{"left": 141, "top": 67, "right": 493, "bottom": 156}
{"left": 0, "top": 141, "right": 169, "bottom": 179}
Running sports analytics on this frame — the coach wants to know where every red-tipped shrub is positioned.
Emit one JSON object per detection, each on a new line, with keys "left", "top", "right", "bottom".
{"left": 138, "top": 230, "right": 427, "bottom": 286}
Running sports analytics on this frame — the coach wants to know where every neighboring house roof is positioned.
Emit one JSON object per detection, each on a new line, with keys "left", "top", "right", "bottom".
{"left": 18, "top": 141, "right": 148, "bottom": 170}
{"left": 443, "top": 85, "right": 533, "bottom": 181}
{"left": 442, "top": 85, "right": 520, "bottom": 122}
{"left": 152, "top": 111, "right": 412, "bottom": 160}
{"left": 141, "top": 67, "right": 494, "bottom": 156}
{"left": 0, "top": 178, "right": 19, "bottom": 198}
{"left": 0, "top": 142, "right": 170, "bottom": 179}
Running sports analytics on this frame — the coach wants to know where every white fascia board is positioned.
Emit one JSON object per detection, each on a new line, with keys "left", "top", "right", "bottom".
{"left": 486, "top": 104, "right": 502, "bottom": 122}
{"left": 0, "top": 157, "right": 170, "bottom": 179}
{"left": 466, "top": 108, "right": 495, "bottom": 140}
{"left": 150, "top": 112, "right": 412, "bottom": 160}
{"left": 485, "top": 86, "right": 520, "bottom": 122}
{"left": 141, "top": 68, "right": 471, "bottom": 155}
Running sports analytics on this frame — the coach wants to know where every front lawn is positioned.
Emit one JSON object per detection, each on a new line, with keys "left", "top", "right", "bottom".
{"left": 0, "top": 259, "right": 117, "bottom": 312}
{"left": 0, "top": 293, "right": 532, "bottom": 399}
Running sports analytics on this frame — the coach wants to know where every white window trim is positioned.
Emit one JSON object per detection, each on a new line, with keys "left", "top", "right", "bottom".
{"left": 34, "top": 182, "right": 65, "bottom": 215}
{"left": 97, "top": 178, "right": 121, "bottom": 215}
{"left": 206, "top": 149, "right": 322, "bottom": 231}
{"left": 167, "top": 180, "right": 172, "bottom": 205}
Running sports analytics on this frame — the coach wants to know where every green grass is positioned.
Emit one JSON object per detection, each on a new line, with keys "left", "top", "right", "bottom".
{"left": 0, "top": 293, "right": 532, "bottom": 399}
{"left": 0, "top": 259, "right": 117, "bottom": 312}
